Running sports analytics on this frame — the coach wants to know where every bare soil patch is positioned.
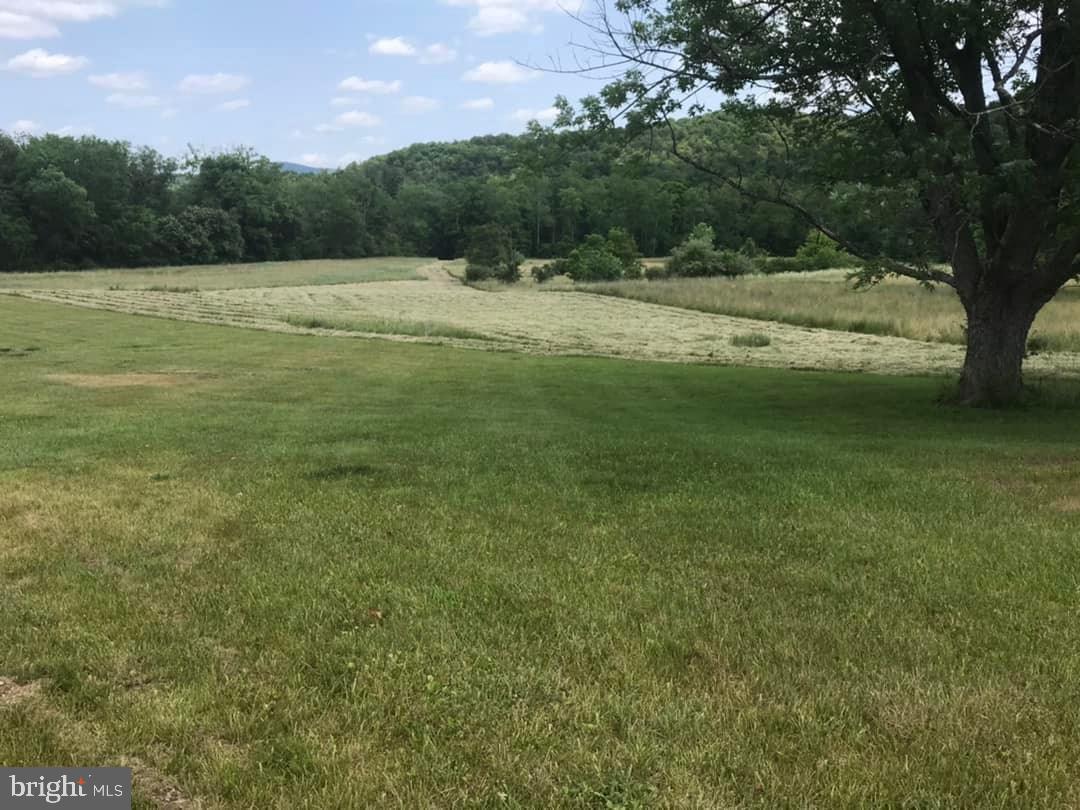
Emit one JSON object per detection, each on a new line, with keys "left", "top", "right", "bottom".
{"left": 0, "top": 677, "right": 42, "bottom": 707}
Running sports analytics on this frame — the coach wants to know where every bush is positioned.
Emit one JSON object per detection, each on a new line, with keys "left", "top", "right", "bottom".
{"left": 532, "top": 258, "right": 570, "bottom": 284}
{"left": 644, "top": 264, "right": 669, "bottom": 281}
{"left": 564, "top": 234, "right": 625, "bottom": 282}
{"left": 666, "top": 223, "right": 751, "bottom": 278}
{"left": 795, "top": 231, "right": 861, "bottom": 270}
{"left": 465, "top": 224, "right": 523, "bottom": 283}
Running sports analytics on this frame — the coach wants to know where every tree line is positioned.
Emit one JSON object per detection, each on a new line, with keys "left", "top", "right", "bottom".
{"left": 0, "top": 114, "right": 935, "bottom": 274}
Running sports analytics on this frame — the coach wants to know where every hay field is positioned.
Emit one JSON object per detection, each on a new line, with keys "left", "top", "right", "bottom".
{"left": 9, "top": 264, "right": 1080, "bottom": 380}
{"left": 0, "top": 257, "right": 429, "bottom": 292}
{"left": 582, "top": 271, "right": 1080, "bottom": 352}
{"left": 8, "top": 278, "right": 971, "bottom": 376}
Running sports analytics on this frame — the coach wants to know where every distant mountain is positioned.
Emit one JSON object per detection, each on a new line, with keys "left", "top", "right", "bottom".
{"left": 278, "top": 162, "right": 326, "bottom": 175}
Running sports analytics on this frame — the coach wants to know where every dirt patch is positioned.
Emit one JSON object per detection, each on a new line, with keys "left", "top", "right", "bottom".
{"left": 0, "top": 677, "right": 43, "bottom": 707}
{"left": 47, "top": 373, "right": 202, "bottom": 389}
{"left": 121, "top": 757, "right": 202, "bottom": 810}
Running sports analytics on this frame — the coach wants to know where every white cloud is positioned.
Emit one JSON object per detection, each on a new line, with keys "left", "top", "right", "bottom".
{"left": 55, "top": 122, "right": 93, "bottom": 135}
{"left": 401, "top": 95, "right": 440, "bottom": 114}
{"left": 5, "top": 48, "right": 88, "bottom": 77}
{"left": 462, "top": 60, "right": 536, "bottom": 84}
{"left": 0, "top": 1, "right": 167, "bottom": 39}
{"left": 330, "top": 96, "right": 358, "bottom": 107}
{"left": 8, "top": 118, "right": 38, "bottom": 132}
{"left": 338, "top": 76, "right": 401, "bottom": 94}
{"left": 460, "top": 97, "right": 494, "bottom": 111}
{"left": 89, "top": 71, "right": 148, "bottom": 90}
{"left": 315, "top": 123, "right": 343, "bottom": 133}
{"left": 178, "top": 73, "right": 250, "bottom": 94}
{"left": 369, "top": 36, "right": 415, "bottom": 56}
{"left": 106, "top": 92, "right": 160, "bottom": 107}
{"left": 217, "top": 98, "right": 250, "bottom": 111}
{"left": 419, "top": 42, "right": 457, "bottom": 65}
{"left": 335, "top": 110, "right": 381, "bottom": 128}
{"left": 0, "top": 11, "right": 58, "bottom": 38}
{"left": 512, "top": 106, "right": 558, "bottom": 123}
{"left": 444, "top": 0, "right": 582, "bottom": 36}
{"left": 160, "top": 107, "right": 177, "bottom": 119}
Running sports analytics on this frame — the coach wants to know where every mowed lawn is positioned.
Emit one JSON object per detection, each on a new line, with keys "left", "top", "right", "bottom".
{"left": 2, "top": 297, "right": 1080, "bottom": 808}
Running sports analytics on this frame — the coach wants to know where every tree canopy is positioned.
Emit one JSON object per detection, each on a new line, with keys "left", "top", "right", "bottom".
{"left": 565, "top": 0, "right": 1080, "bottom": 404}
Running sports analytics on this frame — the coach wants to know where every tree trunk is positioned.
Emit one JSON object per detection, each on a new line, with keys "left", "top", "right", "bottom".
{"left": 958, "top": 286, "right": 1040, "bottom": 407}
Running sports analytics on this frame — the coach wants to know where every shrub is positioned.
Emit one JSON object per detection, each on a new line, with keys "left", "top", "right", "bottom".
{"left": 532, "top": 258, "right": 571, "bottom": 283}
{"left": 666, "top": 224, "right": 751, "bottom": 278}
{"left": 731, "top": 332, "right": 772, "bottom": 348}
{"left": 795, "top": 231, "right": 861, "bottom": 270}
{"left": 565, "top": 234, "right": 625, "bottom": 282}
{"left": 644, "top": 264, "right": 670, "bottom": 281}
{"left": 465, "top": 224, "right": 523, "bottom": 283}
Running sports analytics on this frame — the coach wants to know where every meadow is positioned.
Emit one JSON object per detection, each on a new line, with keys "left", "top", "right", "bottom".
{"left": 9, "top": 260, "right": 1080, "bottom": 380}
{"left": 581, "top": 271, "right": 1080, "bottom": 353}
{"left": 3, "top": 291, "right": 1080, "bottom": 808}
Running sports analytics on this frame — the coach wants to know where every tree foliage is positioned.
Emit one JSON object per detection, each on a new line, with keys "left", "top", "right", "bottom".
{"left": 565, "top": 0, "right": 1080, "bottom": 404}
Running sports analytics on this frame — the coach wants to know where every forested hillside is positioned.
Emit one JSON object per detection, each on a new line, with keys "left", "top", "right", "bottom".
{"left": 0, "top": 115, "right": 929, "bottom": 272}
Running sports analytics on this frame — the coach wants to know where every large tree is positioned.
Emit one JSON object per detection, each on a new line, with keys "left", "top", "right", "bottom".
{"left": 566, "top": 0, "right": 1080, "bottom": 405}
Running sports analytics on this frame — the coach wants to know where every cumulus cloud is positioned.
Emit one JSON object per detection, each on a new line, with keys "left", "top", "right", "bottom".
{"left": 369, "top": 36, "right": 415, "bottom": 56}
{"left": 401, "top": 95, "right": 440, "bottom": 114}
{"left": 335, "top": 110, "right": 382, "bottom": 128}
{"left": 0, "top": 0, "right": 167, "bottom": 39}
{"left": 443, "top": 0, "right": 582, "bottom": 36}
{"left": 217, "top": 98, "right": 250, "bottom": 111}
{"left": 330, "top": 96, "right": 358, "bottom": 107}
{"left": 178, "top": 73, "right": 250, "bottom": 94}
{"left": 106, "top": 92, "right": 160, "bottom": 107}
{"left": 460, "top": 97, "right": 494, "bottom": 111}
{"left": 462, "top": 60, "right": 536, "bottom": 84}
{"left": 0, "top": 11, "right": 58, "bottom": 38}
{"left": 7, "top": 118, "right": 39, "bottom": 132}
{"left": 338, "top": 76, "right": 401, "bottom": 94}
{"left": 89, "top": 71, "right": 148, "bottom": 90}
{"left": 419, "top": 42, "right": 457, "bottom": 65}
{"left": 6, "top": 48, "right": 88, "bottom": 77}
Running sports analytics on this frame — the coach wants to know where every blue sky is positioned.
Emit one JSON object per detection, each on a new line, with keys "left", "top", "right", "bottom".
{"left": 1, "top": 0, "right": 600, "bottom": 166}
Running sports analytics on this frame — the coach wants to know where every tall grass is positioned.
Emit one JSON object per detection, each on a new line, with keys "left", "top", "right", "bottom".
{"left": 581, "top": 271, "right": 1080, "bottom": 352}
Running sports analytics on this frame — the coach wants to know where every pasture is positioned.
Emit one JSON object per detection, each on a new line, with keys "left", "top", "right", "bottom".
{"left": 3, "top": 261, "right": 1080, "bottom": 807}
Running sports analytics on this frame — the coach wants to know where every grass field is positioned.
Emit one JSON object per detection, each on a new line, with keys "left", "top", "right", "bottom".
{"left": 581, "top": 271, "right": 1080, "bottom": 353}
{"left": 0, "top": 257, "right": 429, "bottom": 292}
{"left": 3, "top": 295, "right": 1080, "bottom": 807}
{"left": 12, "top": 263, "right": 1080, "bottom": 380}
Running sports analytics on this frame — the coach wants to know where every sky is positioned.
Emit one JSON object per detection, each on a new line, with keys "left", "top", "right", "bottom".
{"left": 1, "top": 0, "right": 603, "bottom": 167}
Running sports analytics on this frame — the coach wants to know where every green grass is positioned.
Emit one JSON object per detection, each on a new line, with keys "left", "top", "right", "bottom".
{"left": 3, "top": 296, "right": 1080, "bottom": 807}
{"left": 0, "top": 257, "right": 430, "bottom": 292}
{"left": 581, "top": 272, "right": 1080, "bottom": 352}
{"left": 282, "top": 312, "right": 493, "bottom": 341}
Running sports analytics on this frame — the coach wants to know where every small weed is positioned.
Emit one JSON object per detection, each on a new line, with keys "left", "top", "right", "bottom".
{"left": 731, "top": 332, "right": 772, "bottom": 348}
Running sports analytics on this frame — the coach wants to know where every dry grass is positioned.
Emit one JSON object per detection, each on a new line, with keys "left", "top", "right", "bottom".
{"left": 581, "top": 271, "right": 1080, "bottom": 352}
{"left": 0, "top": 257, "right": 429, "bottom": 292}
